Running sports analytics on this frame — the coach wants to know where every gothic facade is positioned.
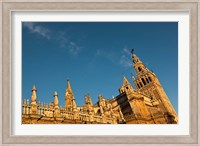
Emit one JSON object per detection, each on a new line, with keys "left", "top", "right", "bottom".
{"left": 22, "top": 51, "right": 178, "bottom": 124}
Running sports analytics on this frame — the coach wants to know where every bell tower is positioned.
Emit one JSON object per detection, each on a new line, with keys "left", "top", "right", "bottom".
{"left": 131, "top": 49, "right": 177, "bottom": 121}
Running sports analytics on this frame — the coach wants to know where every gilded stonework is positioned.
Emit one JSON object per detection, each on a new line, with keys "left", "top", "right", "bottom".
{"left": 22, "top": 51, "right": 178, "bottom": 124}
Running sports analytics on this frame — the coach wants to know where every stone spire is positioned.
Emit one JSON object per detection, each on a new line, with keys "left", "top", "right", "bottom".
{"left": 85, "top": 93, "right": 93, "bottom": 106}
{"left": 54, "top": 91, "right": 59, "bottom": 109}
{"left": 132, "top": 51, "right": 150, "bottom": 76}
{"left": 131, "top": 50, "right": 156, "bottom": 90}
{"left": 30, "top": 85, "right": 37, "bottom": 114}
{"left": 132, "top": 52, "right": 143, "bottom": 65}
{"left": 123, "top": 76, "right": 131, "bottom": 85}
{"left": 84, "top": 93, "right": 94, "bottom": 115}
{"left": 53, "top": 91, "right": 61, "bottom": 117}
{"left": 66, "top": 80, "right": 73, "bottom": 94}
{"left": 119, "top": 76, "right": 135, "bottom": 94}
{"left": 31, "top": 85, "right": 37, "bottom": 105}
{"left": 65, "top": 80, "right": 77, "bottom": 111}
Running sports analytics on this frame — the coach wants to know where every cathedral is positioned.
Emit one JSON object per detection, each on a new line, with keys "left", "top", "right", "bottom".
{"left": 22, "top": 50, "right": 178, "bottom": 124}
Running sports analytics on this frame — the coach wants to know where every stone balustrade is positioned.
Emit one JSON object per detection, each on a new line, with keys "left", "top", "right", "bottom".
{"left": 22, "top": 99, "right": 117, "bottom": 124}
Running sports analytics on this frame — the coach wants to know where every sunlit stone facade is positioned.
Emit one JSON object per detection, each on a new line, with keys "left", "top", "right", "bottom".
{"left": 22, "top": 51, "right": 178, "bottom": 124}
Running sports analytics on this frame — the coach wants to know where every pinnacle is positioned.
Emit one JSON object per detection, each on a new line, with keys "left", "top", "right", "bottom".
{"left": 54, "top": 91, "right": 58, "bottom": 96}
{"left": 66, "top": 80, "right": 73, "bottom": 93}
{"left": 123, "top": 76, "right": 129, "bottom": 84}
{"left": 32, "top": 85, "right": 37, "bottom": 91}
{"left": 67, "top": 80, "right": 71, "bottom": 88}
{"left": 132, "top": 51, "right": 142, "bottom": 65}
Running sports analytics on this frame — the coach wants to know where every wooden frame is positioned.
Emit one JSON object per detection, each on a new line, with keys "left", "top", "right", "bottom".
{"left": 1, "top": 1, "right": 199, "bottom": 145}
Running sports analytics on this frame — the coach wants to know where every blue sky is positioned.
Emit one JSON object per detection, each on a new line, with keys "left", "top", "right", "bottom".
{"left": 22, "top": 22, "right": 178, "bottom": 113}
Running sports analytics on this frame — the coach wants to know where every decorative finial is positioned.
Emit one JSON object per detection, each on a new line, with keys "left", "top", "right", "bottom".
{"left": 66, "top": 79, "right": 71, "bottom": 89}
{"left": 54, "top": 91, "right": 59, "bottom": 108}
{"left": 54, "top": 91, "right": 58, "bottom": 96}
{"left": 32, "top": 85, "right": 37, "bottom": 91}
{"left": 131, "top": 73, "right": 135, "bottom": 80}
{"left": 31, "top": 85, "right": 37, "bottom": 106}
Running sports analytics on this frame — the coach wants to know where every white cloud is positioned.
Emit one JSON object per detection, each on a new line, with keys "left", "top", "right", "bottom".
{"left": 95, "top": 49, "right": 116, "bottom": 63}
{"left": 23, "top": 22, "right": 34, "bottom": 30}
{"left": 23, "top": 22, "right": 51, "bottom": 40}
{"left": 122, "top": 47, "right": 131, "bottom": 55}
{"left": 120, "top": 54, "right": 132, "bottom": 68}
{"left": 56, "top": 32, "right": 82, "bottom": 55}
{"left": 23, "top": 23, "right": 82, "bottom": 55}
{"left": 94, "top": 47, "right": 132, "bottom": 68}
{"left": 68, "top": 41, "right": 81, "bottom": 55}
{"left": 119, "top": 47, "right": 132, "bottom": 68}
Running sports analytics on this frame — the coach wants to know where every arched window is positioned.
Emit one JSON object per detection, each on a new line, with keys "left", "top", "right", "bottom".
{"left": 139, "top": 82, "right": 143, "bottom": 87}
{"left": 138, "top": 67, "right": 142, "bottom": 72}
{"left": 137, "top": 83, "right": 140, "bottom": 88}
{"left": 142, "top": 78, "right": 146, "bottom": 85}
{"left": 148, "top": 77, "right": 152, "bottom": 82}
{"left": 146, "top": 78, "right": 149, "bottom": 83}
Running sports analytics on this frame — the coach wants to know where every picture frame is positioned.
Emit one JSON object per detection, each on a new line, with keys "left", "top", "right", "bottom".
{"left": 1, "top": 1, "right": 199, "bottom": 145}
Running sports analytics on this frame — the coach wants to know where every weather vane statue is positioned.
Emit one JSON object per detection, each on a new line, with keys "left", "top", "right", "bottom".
{"left": 131, "top": 48, "right": 134, "bottom": 54}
